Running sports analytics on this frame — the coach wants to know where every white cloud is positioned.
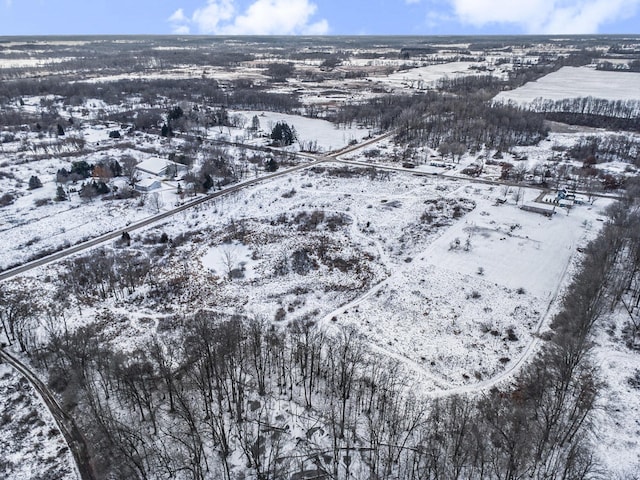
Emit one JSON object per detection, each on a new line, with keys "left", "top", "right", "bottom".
{"left": 170, "top": 0, "right": 329, "bottom": 35}
{"left": 192, "top": 0, "right": 236, "bottom": 33}
{"left": 4, "top": 0, "right": 12, "bottom": 7}
{"left": 168, "top": 8, "right": 188, "bottom": 23}
{"left": 448, "top": 0, "right": 640, "bottom": 33}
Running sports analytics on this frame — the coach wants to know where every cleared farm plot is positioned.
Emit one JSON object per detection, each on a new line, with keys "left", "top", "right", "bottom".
{"left": 372, "top": 61, "right": 503, "bottom": 90}
{"left": 495, "top": 66, "right": 640, "bottom": 105}
{"left": 30, "top": 166, "right": 607, "bottom": 396}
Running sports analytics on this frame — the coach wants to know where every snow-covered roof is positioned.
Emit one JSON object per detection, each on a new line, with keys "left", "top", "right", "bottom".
{"left": 136, "top": 158, "right": 185, "bottom": 176}
{"left": 136, "top": 178, "right": 161, "bottom": 190}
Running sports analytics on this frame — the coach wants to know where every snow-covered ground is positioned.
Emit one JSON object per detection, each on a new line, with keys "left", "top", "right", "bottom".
{"left": 2, "top": 38, "right": 640, "bottom": 477}
{"left": 593, "top": 306, "right": 640, "bottom": 476}
{"left": 495, "top": 66, "right": 640, "bottom": 105}
{"left": 318, "top": 181, "right": 607, "bottom": 388}
{"left": 371, "top": 61, "right": 506, "bottom": 91}
{"left": 0, "top": 364, "right": 78, "bottom": 480}
{"left": 19, "top": 164, "right": 609, "bottom": 395}
{"left": 231, "top": 110, "right": 370, "bottom": 152}
{"left": 0, "top": 108, "right": 368, "bottom": 271}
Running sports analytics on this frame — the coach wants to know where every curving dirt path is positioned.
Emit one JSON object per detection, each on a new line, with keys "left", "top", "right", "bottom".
{"left": 0, "top": 349, "right": 96, "bottom": 480}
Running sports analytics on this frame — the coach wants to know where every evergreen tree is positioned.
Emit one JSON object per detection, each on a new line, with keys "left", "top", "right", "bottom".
{"left": 28, "top": 176, "right": 42, "bottom": 190}
{"left": 265, "top": 158, "right": 279, "bottom": 172}
{"left": 250, "top": 115, "right": 261, "bottom": 131}
{"left": 270, "top": 122, "right": 296, "bottom": 146}
{"left": 71, "top": 160, "right": 92, "bottom": 179}
{"left": 55, "top": 186, "right": 67, "bottom": 201}
{"left": 161, "top": 124, "right": 172, "bottom": 137}
{"left": 202, "top": 173, "right": 214, "bottom": 191}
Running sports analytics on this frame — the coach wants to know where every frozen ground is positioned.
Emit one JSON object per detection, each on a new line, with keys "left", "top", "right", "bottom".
{"left": 593, "top": 309, "right": 640, "bottom": 477}
{"left": 495, "top": 66, "right": 640, "bottom": 105}
{"left": 1, "top": 39, "right": 639, "bottom": 477}
{"left": 231, "top": 110, "right": 371, "bottom": 151}
{"left": 318, "top": 181, "right": 606, "bottom": 389}
{"left": 371, "top": 61, "right": 507, "bottom": 91}
{"left": 21, "top": 165, "right": 609, "bottom": 395}
{"left": 0, "top": 108, "right": 363, "bottom": 271}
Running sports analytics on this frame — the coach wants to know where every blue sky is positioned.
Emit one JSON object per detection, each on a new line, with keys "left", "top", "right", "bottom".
{"left": 1, "top": 0, "right": 639, "bottom": 36}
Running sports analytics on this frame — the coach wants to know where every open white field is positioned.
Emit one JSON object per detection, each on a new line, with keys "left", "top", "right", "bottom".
{"left": 371, "top": 61, "right": 504, "bottom": 91}
{"left": 495, "top": 66, "right": 640, "bottom": 105}
{"left": 231, "top": 110, "right": 370, "bottom": 151}
{"left": 319, "top": 181, "right": 607, "bottom": 389}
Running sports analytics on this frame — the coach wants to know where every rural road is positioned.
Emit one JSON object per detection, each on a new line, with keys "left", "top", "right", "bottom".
{"left": 0, "top": 156, "right": 324, "bottom": 282}
{"left": 0, "top": 130, "right": 396, "bottom": 282}
{"left": 0, "top": 349, "right": 96, "bottom": 480}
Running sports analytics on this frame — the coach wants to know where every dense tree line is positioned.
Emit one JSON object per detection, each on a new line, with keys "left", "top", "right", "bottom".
{"left": 566, "top": 134, "right": 640, "bottom": 166}
{"left": 1, "top": 78, "right": 301, "bottom": 120}
{"left": 529, "top": 97, "right": 640, "bottom": 131}
{"left": 596, "top": 60, "right": 640, "bottom": 73}
{"left": 333, "top": 91, "right": 547, "bottom": 152}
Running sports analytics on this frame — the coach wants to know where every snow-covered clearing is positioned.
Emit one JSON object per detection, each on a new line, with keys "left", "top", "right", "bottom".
{"left": 371, "top": 61, "right": 505, "bottom": 91}
{"left": 592, "top": 302, "right": 640, "bottom": 477}
{"left": 318, "top": 180, "right": 606, "bottom": 389}
{"left": 495, "top": 66, "right": 640, "bottom": 105}
{"left": 202, "top": 241, "right": 258, "bottom": 282}
{"left": 231, "top": 110, "right": 370, "bottom": 152}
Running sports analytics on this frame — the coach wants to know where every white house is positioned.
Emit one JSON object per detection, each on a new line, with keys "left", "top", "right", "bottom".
{"left": 136, "top": 158, "right": 187, "bottom": 178}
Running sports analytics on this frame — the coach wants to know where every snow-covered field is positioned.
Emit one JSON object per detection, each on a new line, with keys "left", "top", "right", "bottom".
{"left": 0, "top": 106, "right": 370, "bottom": 271}
{"left": 371, "top": 61, "right": 508, "bottom": 91}
{"left": 2, "top": 37, "right": 640, "bottom": 477}
{"left": 232, "top": 110, "right": 370, "bottom": 151}
{"left": 317, "top": 181, "right": 606, "bottom": 388}
{"left": 495, "top": 66, "right": 640, "bottom": 105}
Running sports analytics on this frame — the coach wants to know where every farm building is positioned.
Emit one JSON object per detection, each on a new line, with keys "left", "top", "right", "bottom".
{"left": 136, "top": 158, "right": 187, "bottom": 178}
{"left": 520, "top": 202, "right": 555, "bottom": 217}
